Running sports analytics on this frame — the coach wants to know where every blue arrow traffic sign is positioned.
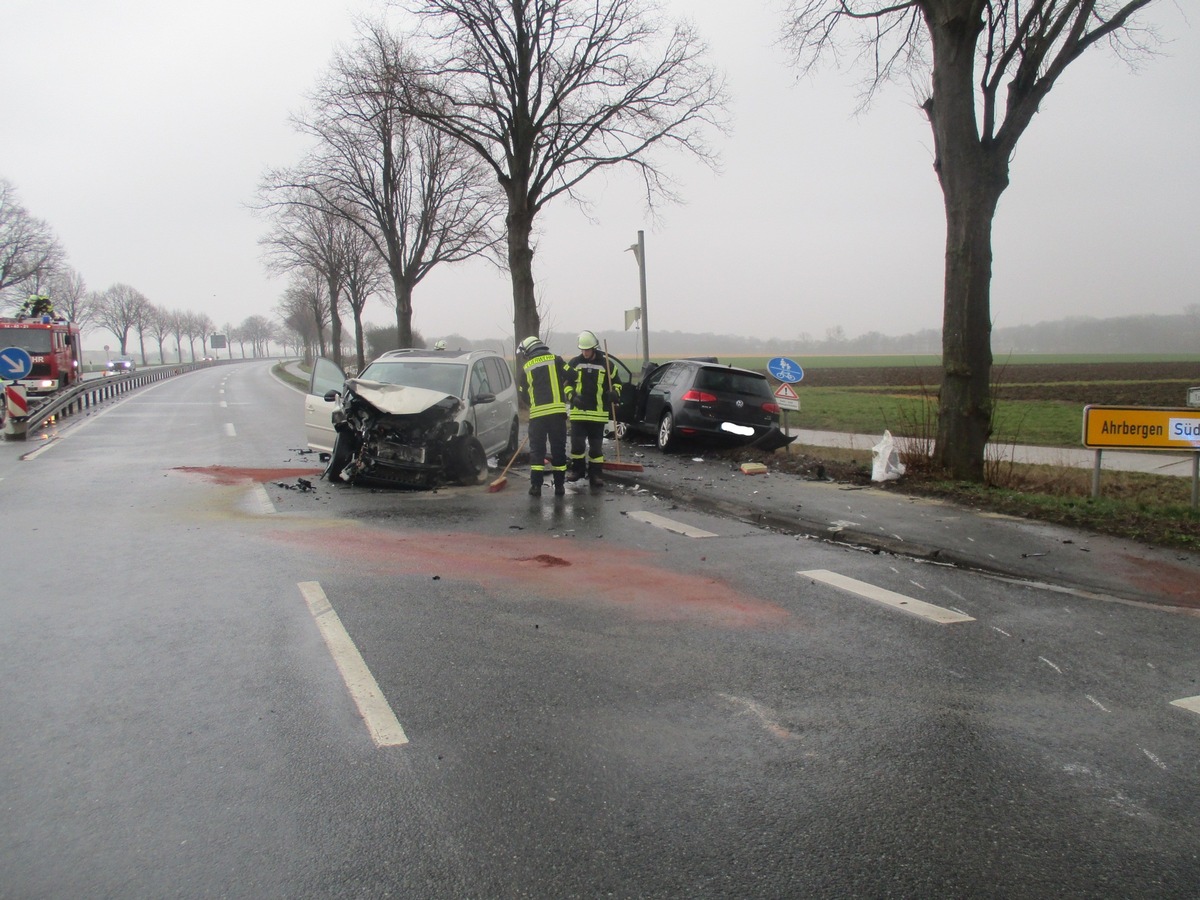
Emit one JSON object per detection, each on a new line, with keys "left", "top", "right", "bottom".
{"left": 0, "top": 346, "right": 33, "bottom": 381}
{"left": 767, "top": 356, "right": 804, "bottom": 384}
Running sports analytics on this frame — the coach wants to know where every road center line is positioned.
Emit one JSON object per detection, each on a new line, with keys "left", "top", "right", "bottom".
{"left": 798, "top": 569, "right": 975, "bottom": 624}
{"left": 627, "top": 510, "right": 717, "bottom": 538}
{"left": 297, "top": 581, "right": 409, "bottom": 747}
{"left": 223, "top": 423, "right": 236, "bottom": 437}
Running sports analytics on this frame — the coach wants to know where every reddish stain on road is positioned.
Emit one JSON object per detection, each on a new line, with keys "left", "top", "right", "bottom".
{"left": 174, "top": 466, "right": 323, "bottom": 485}
{"left": 274, "top": 526, "right": 791, "bottom": 629}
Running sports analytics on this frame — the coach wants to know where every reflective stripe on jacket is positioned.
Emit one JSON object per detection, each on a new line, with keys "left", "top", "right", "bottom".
{"left": 567, "top": 351, "right": 616, "bottom": 423}
{"left": 520, "top": 353, "right": 573, "bottom": 418}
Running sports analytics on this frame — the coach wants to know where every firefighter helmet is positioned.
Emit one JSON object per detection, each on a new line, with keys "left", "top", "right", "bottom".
{"left": 433, "top": 340, "right": 446, "bottom": 350}
{"left": 518, "top": 336, "right": 542, "bottom": 355}
{"left": 577, "top": 330, "right": 599, "bottom": 350}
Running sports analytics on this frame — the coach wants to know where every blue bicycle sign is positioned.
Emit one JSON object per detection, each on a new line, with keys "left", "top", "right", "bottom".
{"left": 767, "top": 356, "right": 804, "bottom": 384}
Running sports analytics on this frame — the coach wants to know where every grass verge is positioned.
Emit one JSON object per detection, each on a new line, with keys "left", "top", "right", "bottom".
{"left": 729, "top": 442, "right": 1200, "bottom": 553}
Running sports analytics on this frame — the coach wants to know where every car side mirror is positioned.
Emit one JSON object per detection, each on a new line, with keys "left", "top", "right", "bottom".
{"left": 472, "top": 392, "right": 496, "bottom": 405}
{"left": 323, "top": 390, "right": 341, "bottom": 403}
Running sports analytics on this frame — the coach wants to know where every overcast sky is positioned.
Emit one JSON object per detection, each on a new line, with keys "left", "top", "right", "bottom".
{"left": 3, "top": 1, "right": 1196, "bottom": 352}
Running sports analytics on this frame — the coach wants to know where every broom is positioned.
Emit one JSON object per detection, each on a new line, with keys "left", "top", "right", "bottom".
{"left": 601, "top": 340, "right": 644, "bottom": 473}
{"left": 486, "top": 435, "right": 528, "bottom": 492}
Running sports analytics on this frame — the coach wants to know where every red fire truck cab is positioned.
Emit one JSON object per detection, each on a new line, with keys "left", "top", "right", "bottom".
{"left": 0, "top": 317, "right": 84, "bottom": 394}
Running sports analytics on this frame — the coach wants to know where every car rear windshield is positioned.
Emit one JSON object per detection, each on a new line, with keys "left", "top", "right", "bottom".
{"left": 361, "top": 360, "right": 468, "bottom": 396}
{"left": 696, "top": 368, "right": 771, "bottom": 398}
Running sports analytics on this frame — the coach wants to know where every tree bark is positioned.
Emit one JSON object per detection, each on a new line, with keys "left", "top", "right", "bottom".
{"left": 922, "top": 2, "right": 1009, "bottom": 482}
{"left": 506, "top": 193, "right": 539, "bottom": 343}
{"left": 391, "top": 268, "right": 414, "bottom": 348}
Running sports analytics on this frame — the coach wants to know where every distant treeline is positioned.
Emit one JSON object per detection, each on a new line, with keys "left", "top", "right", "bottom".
{"left": 376, "top": 311, "right": 1200, "bottom": 360}
{"left": 543, "top": 312, "right": 1200, "bottom": 358}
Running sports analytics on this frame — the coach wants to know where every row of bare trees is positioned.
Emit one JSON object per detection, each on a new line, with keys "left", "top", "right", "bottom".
{"left": 258, "top": 0, "right": 726, "bottom": 372}
{"left": 1, "top": 177, "right": 283, "bottom": 361}
{"left": 269, "top": 0, "right": 1161, "bottom": 483}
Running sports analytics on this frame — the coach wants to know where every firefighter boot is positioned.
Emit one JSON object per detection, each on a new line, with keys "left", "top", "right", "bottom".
{"left": 553, "top": 472, "right": 566, "bottom": 497}
{"left": 588, "top": 465, "right": 605, "bottom": 489}
{"left": 529, "top": 472, "right": 543, "bottom": 497}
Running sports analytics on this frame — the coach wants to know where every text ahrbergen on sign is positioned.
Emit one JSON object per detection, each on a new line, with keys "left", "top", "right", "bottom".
{"left": 1082, "top": 405, "right": 1200, "bottom": 451}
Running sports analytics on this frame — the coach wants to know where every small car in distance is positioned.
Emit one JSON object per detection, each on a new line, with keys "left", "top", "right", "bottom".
{"left": 304, "top": 348, "right": 522, "bottom": 489}
{"left": 105, "top": 356, "right": 136, "bottom": 375}
{"left": 614, "top": 358, "right": 795, "bottom": 453}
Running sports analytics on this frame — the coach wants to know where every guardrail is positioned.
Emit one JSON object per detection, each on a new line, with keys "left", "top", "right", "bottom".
{"left": 3, "top": 361, "right": 216, "bottom": 440}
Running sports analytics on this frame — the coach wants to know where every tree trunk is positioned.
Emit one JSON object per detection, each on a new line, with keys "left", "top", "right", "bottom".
{"left": 922, "top": 3, "right": 1009, "bottom": 482}
{"left": 506, "top": 191, "right": 539, "bottom": 343}
{"left": 352, "top": 306, "right": 366, "bottom": 370}
{"left": 328, "top": 276, "right": 343, "bottom": 369}
{"left": 391, "top": 268, "right": 414, "bottom": 348}
{"left": 934, "top": 176, "right": 1003, "bottom": 480}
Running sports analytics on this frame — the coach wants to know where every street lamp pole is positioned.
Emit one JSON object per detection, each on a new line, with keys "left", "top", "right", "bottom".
{"left": 627, "top": 230, "right": 649, "bottom": 367}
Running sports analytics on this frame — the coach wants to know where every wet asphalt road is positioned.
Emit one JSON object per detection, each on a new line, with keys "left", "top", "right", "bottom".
{"left": 2, "top": 360, "right": 1199, "bottom": 898}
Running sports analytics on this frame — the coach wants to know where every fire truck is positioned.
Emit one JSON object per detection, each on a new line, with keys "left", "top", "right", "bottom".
{"left": 0, "top": 316, "right": 84, "bottom": 395}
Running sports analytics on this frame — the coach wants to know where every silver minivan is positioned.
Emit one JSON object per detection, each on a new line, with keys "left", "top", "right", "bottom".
{"left": 304, "top": 348, "right": 521, "bottom": 487}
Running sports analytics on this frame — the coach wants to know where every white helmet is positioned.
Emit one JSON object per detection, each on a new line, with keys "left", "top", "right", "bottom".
{"left": 577, "top": 330, "right": 599, "bottom": 350}
{"left": 433, "top": 340, "right": 447, "bottom": 350}
{"left": 518, "top": 336, "right": 542, "bottom": 355}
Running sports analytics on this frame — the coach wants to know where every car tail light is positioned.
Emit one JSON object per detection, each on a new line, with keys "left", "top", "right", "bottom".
{"left": 762, "top": 401, "right": 781, "bottom": 415}
{"left": 680, "top": 389, "right": 717, "bottom": 404}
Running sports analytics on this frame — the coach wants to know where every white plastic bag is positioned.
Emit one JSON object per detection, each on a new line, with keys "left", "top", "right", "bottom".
{"left": 871, "top": 430, "right": 906, "bottom": 482}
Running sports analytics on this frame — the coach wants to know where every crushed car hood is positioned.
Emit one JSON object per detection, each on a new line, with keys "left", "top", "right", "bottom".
{"left": 346, "top": 378, "right": 462, "bottom": 416}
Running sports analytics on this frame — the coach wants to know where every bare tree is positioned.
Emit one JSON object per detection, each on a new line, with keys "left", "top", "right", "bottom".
{"left": 240, "top": 315, "right": 273, "bottom": 358}
{"left": 146, "top": 305, "right": 173, "bottom": 363}
{"left": 276, "top": 276, "right": 328, "bottom": 363}
{"left": 182, "top": 311, "right": 202, "bottom": 361}
{"left": 781, "top": 0, "right": 1159, "bottom": 480}
{"left": 268, "top": 20, "right": 501, "bottom": 349}
{"left": 132, "top": 297, "right": 155, "bottom": 364}
{"left": 260, "top": 188, "right": 353, "bottom": 368}
{"left": 399, "top": 0, "right": 728, "bottom": 343}
{"left": 94, "top": 283, "right": 149, "bottom": 355}
{"left": 168, "top": 309, "right": 187, "bottom": 362}
{"left": 196, "top": 313, "right": 215, "bottom": 359}
{"left": 42, "top": 267, "right": 96, "bottom": 330}
{"left": 0, "top": 178, "right": 65, "bottom": 306}
{"left": 341, "top": 224, "right": 387, "bottom": 370}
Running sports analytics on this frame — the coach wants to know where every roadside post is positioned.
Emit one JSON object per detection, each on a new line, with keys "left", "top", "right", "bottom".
{"left": 767, "top": 356, "right": 804, "bottom": 437}
{"left": 1082, "top": 404, "right": 1200, "bottom": 509}
{"left": 1, "top": 346, "right": 33, "bottom": 440}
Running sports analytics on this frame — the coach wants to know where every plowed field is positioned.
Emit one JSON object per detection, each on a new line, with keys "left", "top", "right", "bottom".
{"left": 803, "top": 361, "right": 1199, "bottom": 407}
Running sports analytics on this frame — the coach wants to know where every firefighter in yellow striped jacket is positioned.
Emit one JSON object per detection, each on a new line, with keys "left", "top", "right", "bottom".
{"left": 517, "top": 336, "right": 575, "bottom": 497}
{"left": 566, "top": 330, "right": 620, "bottom": 488}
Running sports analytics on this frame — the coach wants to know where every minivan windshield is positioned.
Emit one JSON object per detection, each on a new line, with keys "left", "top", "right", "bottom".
{"left": 361, "top": 360, "right": 468, "bottom": 397}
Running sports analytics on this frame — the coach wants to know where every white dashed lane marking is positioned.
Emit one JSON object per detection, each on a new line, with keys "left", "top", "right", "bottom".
{"left": 798, "top": 569, "right": 975, "bottom": 624}
{"left": 298, "top": 582, "right": 409, "bottom": 748}
{"left": 627, "top": 510, "right": 717, "bottom": 538}
{"left": 1170, "top": 696, "right": 1200, "bottom": 716}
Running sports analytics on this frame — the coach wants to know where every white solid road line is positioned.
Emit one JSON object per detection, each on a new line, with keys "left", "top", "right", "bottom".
{"left": 798, "top": 569, "right": 976, "bottom": 624}
{"left": 1170, "top": 696, "right": 1200, "bottom": 716}
{"left": 627, "top": 510, "right": 717, "bottom": 538}
{"left": 297, "top": 581, "right": 409, "bottom": 747}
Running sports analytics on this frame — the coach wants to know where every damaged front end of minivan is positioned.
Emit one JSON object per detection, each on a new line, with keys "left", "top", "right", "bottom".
{"left": 323, "top": 379, "right": 488, "bottom": 489}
